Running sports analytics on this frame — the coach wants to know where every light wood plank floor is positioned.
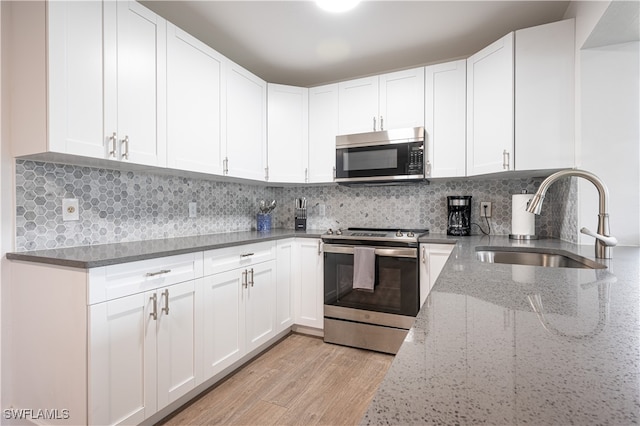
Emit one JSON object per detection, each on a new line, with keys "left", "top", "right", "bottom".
{"left": 158, "top": 333, "right": 393, "bottom": 426}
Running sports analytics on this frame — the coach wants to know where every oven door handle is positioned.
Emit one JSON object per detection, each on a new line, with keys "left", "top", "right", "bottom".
{"left": 323, "top": 244, "right": 417, "bottom": 259}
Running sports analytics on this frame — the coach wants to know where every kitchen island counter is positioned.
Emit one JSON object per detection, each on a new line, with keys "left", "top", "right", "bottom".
{"left": 362, "top": 235, "right": 639, "bottom": 425}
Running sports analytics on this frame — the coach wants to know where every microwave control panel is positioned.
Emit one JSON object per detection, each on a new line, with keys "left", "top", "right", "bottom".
{"left": 407, "top": 145, "right": 424, "bottom": 174}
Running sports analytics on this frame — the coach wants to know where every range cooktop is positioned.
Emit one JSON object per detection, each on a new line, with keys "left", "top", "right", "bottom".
{"left": 321, "top": 227, "right": 429, "bottom": 243}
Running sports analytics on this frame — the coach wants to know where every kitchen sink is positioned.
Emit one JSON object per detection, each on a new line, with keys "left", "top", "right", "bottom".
{"left": 475, "top": 246, "right": 607, "bottom": 269}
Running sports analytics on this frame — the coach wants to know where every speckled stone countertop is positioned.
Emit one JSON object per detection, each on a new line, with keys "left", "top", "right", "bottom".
{"left": 6, "top": 229, "right": 325, "bottom": 268}
{"left": 363, "top": 235, "right": 640, "bottom": 426}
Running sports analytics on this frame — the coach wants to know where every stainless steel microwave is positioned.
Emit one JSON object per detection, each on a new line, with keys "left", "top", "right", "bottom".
{"left": 334, "top": 127, "right": 426, "bottom": 184}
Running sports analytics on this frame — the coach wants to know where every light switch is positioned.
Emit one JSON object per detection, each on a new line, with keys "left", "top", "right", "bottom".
{"left": 62, "top": 199, "right": 79, "bottom": 221}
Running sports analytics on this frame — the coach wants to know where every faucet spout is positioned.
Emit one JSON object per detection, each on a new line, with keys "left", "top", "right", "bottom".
{"left": 526, "top": 169, "right": 616, "bottom": 259}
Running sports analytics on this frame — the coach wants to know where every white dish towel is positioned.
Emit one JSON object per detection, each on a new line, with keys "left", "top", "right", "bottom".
{"left": 353, "top": 246, "right": 375, "bottom": 292}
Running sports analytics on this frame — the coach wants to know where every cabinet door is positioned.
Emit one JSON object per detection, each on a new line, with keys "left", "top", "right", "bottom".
{"left": 428, "top": 245, "right": 454, "bottom": 289}
{"left": 202, "top": 270, "right": 245, "bottom": 379}
{"left": 425, "top": 60, "right": 467, "bottom": 178}
{"left": 419, "top": 244, "right": 429, "bottom": 308}
{"left": 467, "top": 32, "right": 514, "bottom": 176}
{"left": 156, "top": 280, "right": 201, "bottom": 410}
{"left": 167, "top": 23, "right": 224, "bottom": 175}
{"left": 110, "top": 1, "right": 167, "bottom": 167}
{"left": 48, "top": 1, "right": 105, "bottom": 158}
{"left": 89, "top": 292, "right": 156, "bottom": 425}
{"left": 226, "top": 62, "right": 267, "bottom": 181}
{"left": 295, "top": 239, "right": 324, "bottom": 329}
{"left": 267, "top": 84, "right": 309, "bottom": 183}
{"left": 338, "top": 76, "right": 379, "bottom": 135}
{"left": 308, "top": 84, "right": 339, "bottom": 183}
{"left": 245, "top": 261, "right": 277, "bottom": 352}
{"left": 379, "top": 67, "right": 425, "bottom": 131}
{"left": 276, "top": 239, "right": 295, "bottom": 332}
{"left": 515, "top": 19, "right": 575, "bottom": 171}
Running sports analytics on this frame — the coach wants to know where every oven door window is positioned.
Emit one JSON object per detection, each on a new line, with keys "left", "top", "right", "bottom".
{"left": 324, "top": 252, "right": 419, "bottom": 317}
{"left": 335, "top": 142, "right": 423, "bottom": 180}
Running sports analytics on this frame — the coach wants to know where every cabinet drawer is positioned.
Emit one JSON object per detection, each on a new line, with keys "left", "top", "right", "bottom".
{"left": 204, "top": 241, "right": 276, "bottom": 276}
{"left": 88, "top": 252, "right": 204, "bottom": 304}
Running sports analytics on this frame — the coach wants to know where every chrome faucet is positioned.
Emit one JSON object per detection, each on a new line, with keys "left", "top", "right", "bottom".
{"left": 526, "top": 169, "right": 618, "bottom": 259}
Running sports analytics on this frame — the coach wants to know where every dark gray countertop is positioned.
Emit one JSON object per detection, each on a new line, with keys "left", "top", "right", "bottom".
{"left": 6, "top": 229, "right": 325, "bottom": 268}
{"left": 362, "top": 235, "right": 640, "bottom": 425}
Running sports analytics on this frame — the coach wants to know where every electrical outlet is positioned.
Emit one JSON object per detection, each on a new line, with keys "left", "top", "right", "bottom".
{"left": 62, "top": 198, "right": 79, "bottom": 221}
{"left": 318, "top": 203, "right": 326, "bottom": 217}
{"left": 480, "top": 201, "right": 492, "bottom": 218}
{"left": 188, "top": 202, "right": 197, "bottom": 218}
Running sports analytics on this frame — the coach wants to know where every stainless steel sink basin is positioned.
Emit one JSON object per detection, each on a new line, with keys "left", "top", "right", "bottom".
{"left": 475, "top": 246, "right": 607, "bottom": 269}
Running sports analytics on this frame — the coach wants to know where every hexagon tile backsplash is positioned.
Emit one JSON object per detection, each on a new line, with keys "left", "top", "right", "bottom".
{"left": 15, "top": 160, "right": 576, "bottom": 251}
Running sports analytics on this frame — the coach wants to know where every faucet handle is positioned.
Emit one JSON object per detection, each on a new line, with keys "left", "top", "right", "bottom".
{"left": 580, "top": 227, "right": 618, "bottom": 247}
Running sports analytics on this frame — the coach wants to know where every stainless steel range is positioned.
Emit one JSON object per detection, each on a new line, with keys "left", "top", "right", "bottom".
{"left": 322, "top": 227, "right": 428, "bottom": 354}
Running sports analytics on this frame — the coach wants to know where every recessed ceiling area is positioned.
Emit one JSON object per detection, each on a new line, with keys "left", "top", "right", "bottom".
{"left": 141, "top": 0, "right": 572, "bottom": 87}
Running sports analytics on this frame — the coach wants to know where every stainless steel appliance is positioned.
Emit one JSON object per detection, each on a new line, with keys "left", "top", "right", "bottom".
{"left": 447, "top": 195, "right": 472, "bottom": 236}
{"left": 322, "top": 227, "right": 428, "bottom": 354}
{"left": 334, "top": 127, "right": 427, "bottom": 184}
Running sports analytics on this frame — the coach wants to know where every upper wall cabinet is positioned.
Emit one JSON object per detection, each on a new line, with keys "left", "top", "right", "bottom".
{"left": 338, "top": 67, "right": 425, "bottom": 135}
{"left": 267, "top": 84, "right": 309, "bottom": 183}
{"left": 167, "top": 23, "right": 225, "bottom": 175}
{"left": 466, "top": 32, "right": 515, "bottom": 176}
{"left": 225, "top": 62, "right": 268, "bottom": 181}
{"left": 13, "top": 1, "right": 167, "bottom": 168}
{"left": 308, "top": 84, "right": 339, "bottom": 183}
{"left": 466, "top": 19, "right": 575, "bottom": 176}
{"left": 425, "top": 60, "right": 467, "bottom": 178}
{"left": 514, "top": 19, "right": 575, "bottom": 171}
{"left": 105, "top": 1, "right": 167, "bottom": 167}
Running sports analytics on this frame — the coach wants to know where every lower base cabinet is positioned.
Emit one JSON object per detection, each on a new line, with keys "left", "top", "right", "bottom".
{"left": 89, "top": 279, "right": 201, "bottom": 425}
{"left": 419, "top": 244, "right": 455, "bottom": 307}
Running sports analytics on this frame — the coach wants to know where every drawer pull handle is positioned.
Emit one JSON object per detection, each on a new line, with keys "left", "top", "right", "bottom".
{"left": 240, "top": 253, "right": 254, "bottom": 258}
{"left": 249, "top": 268, "right": 254, "bottom": 287}
{"left": 150, "top": 293, "right": 158, "bottom": 320}
{"left": 146, "top": 269, "right": 171, "bottom": 277}
{"left": 242, "top": 270, "right": 248, "bottom": 288}
{"left": 161, "top": 289, "right": 170, "bottom": 315}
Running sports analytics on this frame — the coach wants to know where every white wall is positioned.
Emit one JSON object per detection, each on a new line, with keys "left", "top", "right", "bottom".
{"left": 564, "top": 0, "right": 640, "bottom": 247}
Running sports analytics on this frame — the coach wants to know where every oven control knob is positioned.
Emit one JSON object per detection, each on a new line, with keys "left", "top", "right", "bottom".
{"left": 336, "top": 228, "right": 343, "bottom": 236}
{"left": 327, "top": 228, "right": 334, "bottom": 235}
{"left": 407, "top": 231, "right": 415, "bottom": 237}
{"left": 395, "top": 230, "right": 403, "bottom": 237}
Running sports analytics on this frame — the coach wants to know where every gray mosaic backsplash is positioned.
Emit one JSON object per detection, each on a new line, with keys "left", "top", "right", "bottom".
{"left": 15, "top": 160, "right": 577, "bottom": 251}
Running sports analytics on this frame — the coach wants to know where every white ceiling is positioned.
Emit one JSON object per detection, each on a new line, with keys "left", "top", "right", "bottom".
{"left": 142, "top": 0, "right": 572, "bottom": 87}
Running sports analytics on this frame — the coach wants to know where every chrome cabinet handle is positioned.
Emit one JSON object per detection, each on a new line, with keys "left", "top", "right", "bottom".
{"left": 161, "top": 289, "right": 169, "bottom": 315}
{"left": 317, "top": 240, "right": 322, "bottom": 255}
{"left": 421, "top": 246, "right": 426, "bottom": 263}
{"left": 150, "top": 293, "right": 158, "bottom": 320}
{"left": 426, "top": 160, "right": 432, "bottom": 177}
{"left": 305, "top": 168, "right": 309, "bottom": 183}
{"left": 380, "top": 116, "right": 384, "bottom": 131}
{"left": 223, "top": 157, "right": 229, "bottom": 175}
{"left": 373, "top": 116, "right": 376, "bottom": 131}
{"left": 109, "top": 132, "right": 117, "bottom": 158}
{"left": 333, "top": 166, "right": 336, "bottom": 181}
{"left": 146, "top": 269, "right": 171, "bottom": 277}
{"left": 503, "top": 149, "right": 510, "bottom": 170}
{"left": 121, "top": 135, "right": 130, "bottom": 160}
{"left": 242, "top": 270, "right": 248, "bottom": 288}
{"left": 249, "top": 268, "right": 254, "bottom": 287}
{"left": 240, "top": 252, "right": 254, "bottom": 258}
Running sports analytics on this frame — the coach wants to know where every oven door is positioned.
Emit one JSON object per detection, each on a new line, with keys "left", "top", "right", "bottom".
{"left": 334, "top": 141, "right": 424, "bottom": 182}
{"left": 323, "top": 244, "right": 419, "bottom": 317}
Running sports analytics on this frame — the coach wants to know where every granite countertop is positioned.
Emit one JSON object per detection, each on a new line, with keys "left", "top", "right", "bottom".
{"left": 362, "top": 235, "right": 640, "bottom": 425}
{"left": 6, "top": 229, "right": 325, "bottom": 268}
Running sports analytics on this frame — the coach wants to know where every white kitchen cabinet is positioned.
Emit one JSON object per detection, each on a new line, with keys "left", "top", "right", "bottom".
{"left": 267, "top": 84, "right": 309, "bottom": 183}
{"left": 47, "top": 0, "right": 106, "bottom": 159}
{"left": 202, "top": 243, "right": 277, "bottom": 379}
{"left": 419, "top": 243, "right": 455, "bottom": 308}
{"left": 225, "top": 61, "right": 267, "bottom": 181}
{"left": 167, "top": 23, "right": 225, "bottom": 175}
{"left": 276, "top": 239, "right": 296, "bottom": 332}
{"left": 515, "top": 19, "right": 575, "bottom": 171}
{"left": 466, "top": 32, "right": 515, "bottom": 176}
{"left": 104, "top": 0, "right": 167, "bottom": 167}
{"left": 338, "top": 67, "right": 425, "bottom": 135}
{"left": 425, "top": 60, "right": 467, "bottom": 178}
{"left": 295, "top": 239, "right": 324, "bottom": 329}
{"left": 308, "top": 84, "right": 339, "bottom": 183}
{"left": 90, "top": 279, "right": 200, "bottom": 424}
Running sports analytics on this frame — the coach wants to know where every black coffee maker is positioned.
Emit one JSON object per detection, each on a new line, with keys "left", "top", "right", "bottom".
{"left": 447, "top": 196, "right": 472, "bottom": 236}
